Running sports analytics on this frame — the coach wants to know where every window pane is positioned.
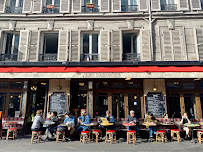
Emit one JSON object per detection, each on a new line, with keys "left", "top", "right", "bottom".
{"left": 0, "top": 82, "right": 8, "bottom": 88}
{"left": 83, "top": 34, "right": 89, "bottom": 54}
{"left": 198, "top": 82, "right": 203, "bottom": 89}
{"left": 19, "top": 0, "right": 24, "bottom": 7}
{"left": 112, "top": 93, "right": 124, "bottom": 119}
{"left": 0, "top": 93, "right": 7, "bottom": 117}
{"left": 123, "top": 33, "right": 137, "bottom": 54}
{"left": 10, "top": 0, "right": 17, "bottom": 7}
{"left": 44, "top": 33, "right": 58, "bottom": 54}
{"left": 95, "top": 93, "right": 108, "bottom": 117}
{"left": 166, "top": 82, "right": 179, "bottom": 89}
{"left": 167, "top": 95, "right": 181, "bottom": 118}
{"left": 13, "top": 34, "right": 20, "bottom": 54}
{"left": 46, "top": 0, "right": 52, "bottom": 5}
{"left": 55, "top": 0, "right": 60, "bottom": 6}
{"left": 8, "top": 93, "right": 21, "bottom": 117}
{"left": 95, "top": 82, "right": 108, "bottom": 89}
{"left": 5, "top": 33, "right": 13, "bottom": 55}
{"left": 183, "top": 83, "right": 194, "bottom": 89}
{"left": 92, "top": 0, "right": 98, "bottom": 7}
{"left": 184, "top": 94, "right": 196, "bottom": 119}
{"left": 10, "top": 82, "right": 23, "bottom": 89}
{"left": 111, "top": 82, "right": 124, "bottom": 89}
{"left": 92, "top": 34, "right": 98, "bottom": 54}
{"left": 127, "top": 82, "right": 141, "bottom": 89}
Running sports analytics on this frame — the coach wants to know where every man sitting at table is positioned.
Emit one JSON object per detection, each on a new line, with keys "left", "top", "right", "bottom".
{"left": 144, "top": 113, "right": 157, "bottom": 139}
{"left": 125, "top": 110, "right": 139, "bottom": 132}
{"left": 105, "top": 110, "right": 115, "bottom": 130}
{"left": 47, "top": 111, "right": 59, "bottom": 137}
{"left": 180, "top": 112, "right": 191, "bottom": 140}
{"left": 64, "top": 112, "right": 75, "bottom": 140}
{"left": 77, "top": 110, "right": 90, "bottom": 132}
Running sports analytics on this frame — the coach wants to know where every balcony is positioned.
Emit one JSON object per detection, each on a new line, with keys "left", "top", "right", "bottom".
{"left": 0, "top": 54, "right": 18, "bottom": 61}
{"left": 43, "top": 6, "right": 60, "bottom": 13}
{"left": 122, "top": 53, "right": 140, "bottom": 62}
{"left": 121, "top": 5, "right": 138, "bottom": 12}
{"left": 5, "top": 6, "right": 22, "bottom": 13}
{"left": 80, "top": 54, "right": 99, "bottom": 62}
{"left": 82, "top": 6, "right": 99, "bottom": 13}
{"left": 39, "top": 54, "right": 57, "bottom": 61}
{"left": 161, "top": 4, "right": 177, "bottom": 11}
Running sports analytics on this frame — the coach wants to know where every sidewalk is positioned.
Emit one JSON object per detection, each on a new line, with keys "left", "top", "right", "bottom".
{"left": 0, "top": 136, "right": 203, "bottom": 152}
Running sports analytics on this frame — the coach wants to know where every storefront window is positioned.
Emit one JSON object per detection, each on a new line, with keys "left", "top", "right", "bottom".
{"left": 198, "top": 82, "right": 203, "bottom": 89}
{"left": 95, "top": 82, "right": 109, "bottom": 89}
{"left": 112, "top": 93, "right": 124, "bottom": 119}
{"left": 8, "top": 93, "right": 21, "bottom": 117}
{"left": 167, "top": 93, "right": 181, "bottom": 118}
{"left": 166, "top": 82, "right": 179, "bottom": 89}
{"left": 183, "top": 83, "right": 194, "bottom": 90}
{"left": 0, "top": 93, "right": 7, "bottom": 116}
{"left": 128, "top": 93, "right": 141, "bottom": 118}
{"left": 10, "top": 81, "right": 23, "bottom": 89}
{"left": 95, "top": 93, "right": 108, "bottom": 117}
{"left": 127, "top": 82, "right": 141, "bottom": 89}
{"left": 0, "top": 82, "right": 8, "bottom": 88}
{"left": 184, "top": 93, "right": 196, "bottom": 119}
{"left": 111, "top": 82, "right": 124, "bottom": 89}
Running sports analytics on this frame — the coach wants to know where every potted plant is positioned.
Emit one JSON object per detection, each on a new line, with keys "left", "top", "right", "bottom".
{"left": 47, "top": 4, "right": 55, "bottom": 9}
{"left": 86, "top": 1, "right": 95, "bottom": 8}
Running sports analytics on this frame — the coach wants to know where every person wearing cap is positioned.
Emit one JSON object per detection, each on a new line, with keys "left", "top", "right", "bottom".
{"left": 126, "top": 110, "right": 139, "bottom": 132}
{"left": 77, "top": 110, "right": 90, "bottom": 132}
{"left": 64, "top": 112, "right": 75, "bottom": 139}
{"left": 144, "top": 113, "right": 157, "bottom": 138}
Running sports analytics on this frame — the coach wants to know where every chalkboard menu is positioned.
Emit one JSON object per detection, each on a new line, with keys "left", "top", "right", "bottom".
{"left": 49, "top": 93, "right": 68, "bottom": 116}
{"left": 146, "top": 93, "right": 166, "bottom": 117}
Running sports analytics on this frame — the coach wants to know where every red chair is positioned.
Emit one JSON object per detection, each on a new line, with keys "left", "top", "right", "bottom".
{"left": 105, "top": 130, "right": 116, "bottom": 144}
{"left": 92, "top": 130, "right": 102, "bottom": 143}
{"left": 80, "top": 131, "right": 90, "bottom": 144}
{"left": 171, "top": 129, "right": 181, "bottom": 142}
{"left": 127, "top": 130, "right": 136, "bottom": 144}
{"left": 156, "top": 130, "right": 167, "bottom": 143}
{"left": 6, "top": 128, "right": 17, "bottom": 140}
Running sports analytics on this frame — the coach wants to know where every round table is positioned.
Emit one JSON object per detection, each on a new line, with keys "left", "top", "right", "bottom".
{"left": 160, "top": 123, "right": 175, "bottom": 126}
{"left": 84, "top": 123, "right": 98, "bottom": 127}
{"left": 199, "top": 122, "right": 203, "bottom": 125}
{"left": 100, "top": 123, "right": 114, "bottom": 127}
{"left": 122, "top": 123, "right": 136, "bottom": 127}
{"left": 184, "top": 123, "right": 200, "bottom": 143}
{"left": 44, "top": 121, "right": 55, "bottom": 125}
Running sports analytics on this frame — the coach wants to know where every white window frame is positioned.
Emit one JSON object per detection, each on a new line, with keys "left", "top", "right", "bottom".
{"left": 81, "top": 32, "right": 100, "bottom": 55}
{"left": 44, "top": 0, "right": 59, "bottom": 5}
{"left": 3, "top": 32, "right": 20, "bottom": 55}
{"left": 122, "top": 31, "right": 138, "bottom": 54}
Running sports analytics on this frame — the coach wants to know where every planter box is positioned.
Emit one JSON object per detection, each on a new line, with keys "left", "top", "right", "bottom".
{"left": 47, "top": 5, "right": 55, "bottom": 9}
{"left": 86, "top": 4, "right": 95, "bottom": 8}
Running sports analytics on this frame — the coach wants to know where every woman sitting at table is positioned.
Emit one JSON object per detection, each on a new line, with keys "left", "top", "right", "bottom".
{"left": 125, "top": 110, "right": 139, "bottom": 132}
{"left": 77, "top": 110, "right": 90, "bottom": 132}
{"left": 180, "top": 112, "right": 191, "bottom": 140}
{"left": 48, "top": 111, "right": 59, "bottom": 137}
{"left": 144, "top": 113, "right": 157, "bottom": 139}
{"left": 31, "top": 110, "right": 45, "bottom": 133}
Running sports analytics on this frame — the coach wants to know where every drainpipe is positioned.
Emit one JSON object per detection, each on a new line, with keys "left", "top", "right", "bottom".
{"left": 149, "top": 0, "right": 154, "bottom": 61}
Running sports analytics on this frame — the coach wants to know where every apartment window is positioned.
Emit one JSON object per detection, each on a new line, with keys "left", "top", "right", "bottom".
{"left": 122, "top": 33, "right": 139, "bottom": 61}
{"left": 82, "top": 0, "right": 99, "bottom": 13}
{"left": 121, "top": 0, "right": 138, "bottom": 12}
{"left": 43, "top": 0, "right": 60, "bottom": 13}
{"left": 6, "top": 0, "right": 23, "bottom": 13}
{"left": 81, "top": 33, "right": 99, "bottom": 62}
{"left": 1, "top": 33, "right": 19, "bottom": 61}
{"left": 201, "top": 0, "right": 203, "bottom": 9}
{"left": 40, "top": 33, "right": 58, "bottom": 61}
{"left": 161, "top": 0, "right": 177, "bottom": 11}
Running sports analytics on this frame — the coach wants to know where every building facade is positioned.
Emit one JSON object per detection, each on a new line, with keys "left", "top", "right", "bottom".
{"left": 1, "top": 0, "right": 203, "bottom": 127}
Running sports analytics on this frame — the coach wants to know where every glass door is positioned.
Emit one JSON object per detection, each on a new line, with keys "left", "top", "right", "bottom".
{"left": 128, "top": 93, "right": 141, "bottom": 118}
{"left": 184, "top": 93, "right": 196, "bottom": 119}
{"left": 112, "top": 93, "right": 124, "bottom": 119}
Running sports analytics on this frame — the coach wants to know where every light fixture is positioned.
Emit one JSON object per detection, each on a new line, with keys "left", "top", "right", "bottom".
{"left": 174, "top": 82, "right": 179, "bottom": 84}
{"left": 16, "top": 82, "right": 21, "bottom": 84}
{"left": 134, "top": 96, "right": 137, "bottom": 100}
{"left": 41, "top": 82, "right": 46, "bottom": 85}
{"left": 128, "top": 82, "right": 133, "bottom": 84}
{"left": 31, "top": 86, "right": 37, "bottom": 91}
{"left": 10, "top": 96, "right": 13, "bottom": 98}
{"left": 125, "top": 78, "right": 131, "bottom": 80}
{"left": 79, "top": 83, "right": 85, "bottom": 86}
{"left": 194, "top": 78, "right": 201, "bottom": 81}
{"left": 18, "top": 95, "right": 21, "bottom": 98}
{"left": 102, "top": 82, "right": 107, "bottom": 85}
{"left": 152, "top": 79, "right": 158, "bottom": 92}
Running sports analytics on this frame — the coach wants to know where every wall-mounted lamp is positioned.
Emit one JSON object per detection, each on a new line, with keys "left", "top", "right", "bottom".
{"left": 152, "top": 79, "right": 157, "bottom": 92}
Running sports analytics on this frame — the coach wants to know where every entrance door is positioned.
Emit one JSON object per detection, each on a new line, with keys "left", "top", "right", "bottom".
{"left": 184, "top": 93, "right": 196, "bottom": 119}
{"left": 128, "top": 93, "right": 141, "bottom": 118}
{"left": 112, "top": 93, "right": 124, "bottom": 119}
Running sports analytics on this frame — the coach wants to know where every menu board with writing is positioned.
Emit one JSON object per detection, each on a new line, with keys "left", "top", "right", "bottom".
{"left": 146, "top": 93, "right": 166, "bottom": 117}
{"left": 49, "top": 93, "right": 68, "bottom": 116}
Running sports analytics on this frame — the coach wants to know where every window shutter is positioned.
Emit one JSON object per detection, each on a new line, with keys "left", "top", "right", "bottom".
{"left": 72, "top": 0, "right": 81, "bottom": 13}
{"left": 100, "top": 30, "right": 110, "bottom": 62}
{"left": 190, "top": 0, "right": 202, "bottom": 10}
{"left": 32, "top": 0, "right": 42, "bottom": 13}
{"left": 178, "top": 0, "right": 189, "bottom": 11}
{"left": 70, "top": 30, "right": 80, "bottom": 62}
{"left": 18, "top": 30, "right": 29, "bottom": 61}
{"left": 196, "top": 28, "right": 203, "bottom": 61}
{"left": 139, "top": 0, "right": 148, "bottom": 12}
{"left": 60, "top": 0, "right": 70, "bottom": 13}
{"left": 151, "top": 0, "right": 161, "bottom": 11}
{"left": 29, "top": 31, "right": 40, "bottom": 61}
{"left": 111, "top": 30, "right": 122, "bottom": 62}
{"left": 162, "top": 30, "right": 173, "bottom": 61}
{"left": 23, "top": 0, "right": 32, "bottom": 13}
{"left": 172, "top": 30, "right": 182, "bottom": 61}
{"left": 141, "top": 29, "right": 151, "bottom": 61}
{"left": 112, "top": 0, "right": 121, "bottom": 12}
{"left": 185, "top": 28, "right": 198, "bottom": 61}
{"left": 0, "top": 0, "right": 6, "bottom": 13}
{"left": 58, "top": 30, "right": 69, "bottom": 61}
{"left": 100, "top": 0, "right": 109, "bottom": 12}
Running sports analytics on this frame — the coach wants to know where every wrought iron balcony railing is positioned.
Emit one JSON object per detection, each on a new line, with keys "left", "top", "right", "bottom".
{"left": 161, "top": 4, "right": 177, "bottom": 11}
{"left": 122, "top": 53, "right": 140, "bottom": 62}
{"left": 121, "top": 5, "right": 138, "bottom": 12}
{"left": 82, "top": 6, "right": 100, "bottom": 13}
{"left": 43, "top": 6, "right": 60, "bottom": 13}
{"left": 39, "top": 54, "right": 57, "bottom": 61}
{"left": 0, "top": 54, "right": 18, "bottom": 61}
{"left": 80, "top": 54, "right": 99, "bottom": 62}
{"left": 5, "top": 6, "right": 23, "bottom": 13}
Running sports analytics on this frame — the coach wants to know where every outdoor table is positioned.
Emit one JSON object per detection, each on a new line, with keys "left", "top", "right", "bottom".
{"left": 100, "top": 123, "right": 114, "bottom": 127}
{"left": 84, "top": 123, "right": 98, "bottom": 127}
{"left": 122, "top": 123, "right": 136, "bottom": 127}
{"left": 43, "top": 121, "right": 56, "bottom": 139}
{"left": 4, "top": 121, "right": 17, "bottom": 129}
{"left": 184, "top": 123, "right": 200, "bottom": 143}
{"left": 44, "top": 121, "right": 55, "bottom": 125}
{"left": 142, "top": 123, "right": 157, "bottom": 142}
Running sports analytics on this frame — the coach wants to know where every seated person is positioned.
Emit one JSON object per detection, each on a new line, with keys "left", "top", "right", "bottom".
{"left": 105, "top": 110, "right": 115, "bottom": 130}
{"left": 144, "top": 113, "right": 157, "bottom": 138}
{"left": 48, "top": 111, "right": 59, "bottom": 136}
{"left": 64, "top": 112, "right": 75, "bottom": 139}
{"left": 125, "top": 110, "right": 139, "bottom": 132}
{"left": 31, "top": 110, "right": 45, "bottom": 136}
{"left": 180, "top": 112, "right": 191, "bottom": 140}
{"left": 77, "top": 110, "right": 90, "bottom": 132}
